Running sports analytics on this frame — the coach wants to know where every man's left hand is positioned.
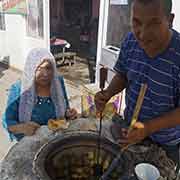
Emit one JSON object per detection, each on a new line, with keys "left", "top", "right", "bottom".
{"left": 118, "top": 122, "right": 148, "bottom": 145}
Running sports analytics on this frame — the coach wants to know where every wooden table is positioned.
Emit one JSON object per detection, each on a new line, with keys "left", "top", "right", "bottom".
{"left": 50, "top": 38, "right": 73, "bottom": 66}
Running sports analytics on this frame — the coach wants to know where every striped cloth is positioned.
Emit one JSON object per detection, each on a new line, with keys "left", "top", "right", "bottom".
{"left": 114, "top": 29, "right": 180, "bottom": 145}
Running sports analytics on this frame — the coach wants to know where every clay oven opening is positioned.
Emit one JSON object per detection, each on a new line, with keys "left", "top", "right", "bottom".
{"left": 33, "top": 131, "right": 123, "bottom": 180}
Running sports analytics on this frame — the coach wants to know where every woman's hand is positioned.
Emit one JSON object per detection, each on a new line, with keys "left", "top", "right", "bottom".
{"left": 22, "top": 121, "right": 41, "bottom": 136}
{"left": 8, "top": 121, "right": 40, "bottom": 136}
{"left": 65, "top": 108, "right": 78, "bottom": 120}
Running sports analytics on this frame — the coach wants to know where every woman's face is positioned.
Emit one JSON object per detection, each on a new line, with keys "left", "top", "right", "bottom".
{"left": 35, "top": 60, "right": 54, "bottom": 87}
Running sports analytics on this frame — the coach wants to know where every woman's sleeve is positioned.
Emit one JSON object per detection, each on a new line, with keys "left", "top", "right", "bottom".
{"left": 59, "top": 76, "right": 70, "bottom": 108}
{"left": 2, "top": 81, "right": 21, "bottom": 141}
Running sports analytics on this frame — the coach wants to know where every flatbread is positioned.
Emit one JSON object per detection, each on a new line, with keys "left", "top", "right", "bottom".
{"left": 48, "top": 119, "right": 69, "bottom": 131}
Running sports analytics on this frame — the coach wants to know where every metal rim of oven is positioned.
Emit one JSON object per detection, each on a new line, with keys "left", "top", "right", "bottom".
{"left": 33, "top": 130, "right": 121, "bottom": 180}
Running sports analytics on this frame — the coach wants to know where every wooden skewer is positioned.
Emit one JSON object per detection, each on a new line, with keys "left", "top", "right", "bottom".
{"left": 122, "top": 83, "right": 148, "bottom": 150}
{"left": 95, "top": 67, "right": 108, "bottom": 177}
{"left": 128, "top": 83, "right": 148, "bottom": 132}
{"left": 100, "top": 83, "right": 148, "bottom": 180}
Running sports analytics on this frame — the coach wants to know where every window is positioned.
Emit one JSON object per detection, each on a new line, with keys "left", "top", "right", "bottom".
{"left": 106, "top": 0, "right": 130, "bottom": 47}
{"left": 0, "top": 2, "right": 5, "bottom": 31}
{"left": 26, "top": 0, "right": 44, "bottom": 38}
{"left": 0, "top": 13, "right": 5, "bottom": 30}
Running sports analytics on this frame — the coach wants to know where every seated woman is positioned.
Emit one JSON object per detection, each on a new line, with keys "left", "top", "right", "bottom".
{"left": 2, "top": 48, "right": 77, "bottom": 141}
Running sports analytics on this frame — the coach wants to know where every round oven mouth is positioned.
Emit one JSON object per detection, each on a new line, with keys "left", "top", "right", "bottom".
{"left": 33, "top": 131, "right": 123, "bottom": 180}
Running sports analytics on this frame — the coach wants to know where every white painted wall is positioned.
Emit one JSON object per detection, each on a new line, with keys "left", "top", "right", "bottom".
{"left": 95, "top": 0, "right": 110, "bottom": 83}
{"left": 4, "top": 14, "right": 26, "bottom": 70}
{"left": 24, "top": 0, "right": 50, "bottom": 70}
{"left": 172, "top": 0, "right": 180, "bottom": 32}
{"left": 0, "top": 0, "right": 50, "bottom": 71}
{"left": 0, "top": 30, "right": 7, "bottom": 58}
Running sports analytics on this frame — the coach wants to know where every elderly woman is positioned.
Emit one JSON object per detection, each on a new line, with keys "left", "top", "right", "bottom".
{"left": 2, "top": 48, "right": 77, "bottom": 141}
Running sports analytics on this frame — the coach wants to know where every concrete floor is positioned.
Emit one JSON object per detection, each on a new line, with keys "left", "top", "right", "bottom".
{"left": 0, "top": 66, "right": 21, "bottom": 160}
{"left": 0, "top": 59, "right": 92, "bottom": 160}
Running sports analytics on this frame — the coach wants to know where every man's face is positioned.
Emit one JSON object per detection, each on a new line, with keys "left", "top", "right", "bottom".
{"left": 131, "top": 0, "right": 172, "bottom": 56}
{"left": 35, "top": 60, "right": 53, "bottom": 87}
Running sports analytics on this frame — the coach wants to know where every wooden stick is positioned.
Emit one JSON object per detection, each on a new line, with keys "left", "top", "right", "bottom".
{"left": 129, "top": 83, "right": 148, "bottom": 131}
{"left": 100, "top": 84, "right": 148, "bottom": 180}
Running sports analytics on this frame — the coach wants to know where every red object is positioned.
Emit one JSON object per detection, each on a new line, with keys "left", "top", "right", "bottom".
{"left": 50, "top": 38, "right": 67, "bottom": 46}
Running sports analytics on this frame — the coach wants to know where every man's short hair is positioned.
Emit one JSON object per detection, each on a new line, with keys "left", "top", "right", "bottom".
{"left": 128, "top": 0, "right": 172, "bottom": 16}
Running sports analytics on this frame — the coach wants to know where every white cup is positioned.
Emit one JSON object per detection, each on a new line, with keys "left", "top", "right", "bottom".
{"left": 135, "top": 163, "right": 160, "bottom": 180}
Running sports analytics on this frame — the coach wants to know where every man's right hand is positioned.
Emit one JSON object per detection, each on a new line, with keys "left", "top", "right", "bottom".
{"left": 95, "top": 73, "right": 126, "bottom": 114}
{"left": 94, "top": 90, "right": 111, "bottom": 113}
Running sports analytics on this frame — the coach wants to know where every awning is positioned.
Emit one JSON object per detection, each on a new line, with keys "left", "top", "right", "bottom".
{"left": 1, "top": 0, "right": 27, "bottom": 15}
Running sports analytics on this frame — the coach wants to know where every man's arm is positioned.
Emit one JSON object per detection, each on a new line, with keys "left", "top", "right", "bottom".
{"left": 145, "top": 108, "right": 180, "bottom": 135}
{"left": 119, "top": 108, "right": 180, "bottom": 145}
{"left": 95, "top": 72, "right": 127, "bottom": 113}
{"left": 105, "top": 72, "right": 127, "bottom": 98}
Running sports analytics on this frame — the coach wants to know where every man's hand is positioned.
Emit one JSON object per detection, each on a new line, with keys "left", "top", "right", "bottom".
{"left": 22, "top": 121, "right": 40, "bottom": 136}
{"left": 118, "top": 122, "right": 148, "bottom": 145}
{"left": 94, "top": 90, "right": 111, "bottom": 113}
{"left": 65, "top": 108, "right": 77, "bottom": 120}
